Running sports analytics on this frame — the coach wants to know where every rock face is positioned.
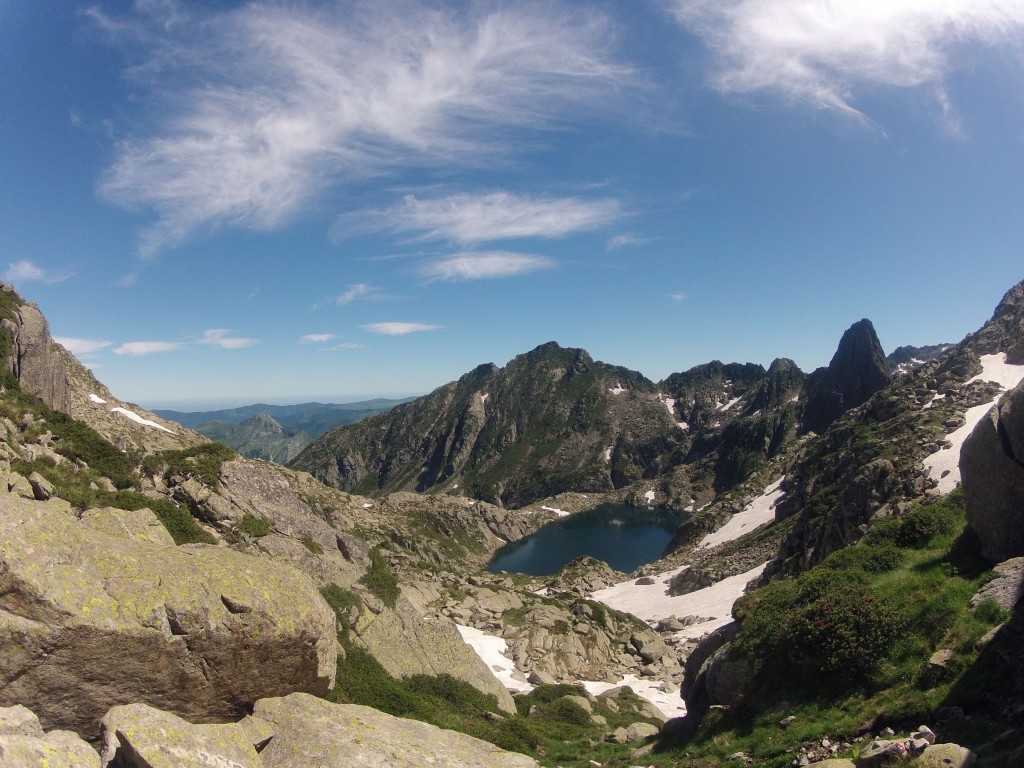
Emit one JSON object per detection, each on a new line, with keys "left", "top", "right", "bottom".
{"left": 962, "top": 379, "right": 1024, "bottom": 562}
{"left": 0, "top": 495, "right": 337, "bottom": 740}
{"left": 1, "top": 299, "right": 71, "bottom": 413}
{"left": 0, "top": 705, "right": 100, "bottom": 768}
{"left": 802, "top": 319, "right": 892, "bottom": 436}
{"left": 253, "top": 692, "right": 539, "bottom": 767}
{"left": 293, "top": 341, "right": 677, "bottom": 507}
{"left": 351, "top": 594, "right": 518, "bottom": 714}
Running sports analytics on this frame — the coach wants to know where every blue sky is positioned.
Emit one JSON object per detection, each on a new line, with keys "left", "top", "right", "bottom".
{"left": 2, "top": 0, "right": 1023, "bottom": 409}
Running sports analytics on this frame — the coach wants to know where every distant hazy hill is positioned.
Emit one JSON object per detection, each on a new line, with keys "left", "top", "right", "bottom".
{"left": 154, "top": 399, "right": 412, "bottom": 463}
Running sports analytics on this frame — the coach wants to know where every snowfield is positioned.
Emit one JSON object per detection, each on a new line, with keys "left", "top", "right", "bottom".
{"left": 698, "top": 477, "right": 785, "bottom": 549}
{"left": 592, "top": 561, "right": 770, "bottom": 641}
{"left": 88, "top": 393, "right": 107, "bottom": 404}
{"left": 923, "top": 353, "right": 1024, "bottom": 494}
{"left": 110, "top": 406, "right": 174, "bottom": 434}
{"left": 455, "top": 624, "right": 533, "bottom": 693}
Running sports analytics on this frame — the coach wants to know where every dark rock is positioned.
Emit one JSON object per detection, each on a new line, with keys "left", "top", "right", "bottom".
{"left": 802, "top": 319, "right": 892, "bottom": 435}
{"left": 962, "top": 380, "right": 1024, "bottom": 562}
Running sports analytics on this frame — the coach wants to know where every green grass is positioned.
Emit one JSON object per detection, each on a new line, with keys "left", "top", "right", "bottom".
{"left": 655, "top": 490, "right": 1012, "bottom": 767}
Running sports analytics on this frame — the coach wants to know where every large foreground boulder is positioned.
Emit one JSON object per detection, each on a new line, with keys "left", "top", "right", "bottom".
{"left": 0, "top": 495, "right": 337, "bottom": 740}
{"left": 253, "top": 692, "right": 538, "bottom": 767}
{"left": 962, "top": 379, "right": 1024, "bottom": 562}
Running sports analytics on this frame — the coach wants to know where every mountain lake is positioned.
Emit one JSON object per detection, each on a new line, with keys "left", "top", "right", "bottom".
{"left": 487, "top": 505, "right": 686, "bottom": 576}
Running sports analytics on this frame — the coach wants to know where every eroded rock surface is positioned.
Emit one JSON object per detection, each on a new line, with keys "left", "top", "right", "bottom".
{"left": 0, "top": 495, "right": 337, "bottom": 740}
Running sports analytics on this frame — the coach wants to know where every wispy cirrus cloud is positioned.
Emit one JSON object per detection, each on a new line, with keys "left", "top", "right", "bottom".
{"left": 362, "top": 322, "right": 442, "bottom": 336}
{"left": 421, "top": 252, "right": 552, "bottom": 282}
{"left": 301, "top": 333, "right": 338, "bottom": 344}
{"left": 668, "top": 0, "right": 1024, "bottom": 119}
{"left": 4, "top": 260, "right": 75, "bottom": 285}
{"left": 92, "top": 1, "right": 632, "bottom": 256}
{"left": 606, "top": 233, "right": 651, "bottom": 251}
{"left": 114, "top": 340, "right": 184, "bottom": 356}
{"left": 342, "top": 192, "right": 621, "bottom": 245}
{"left": 201, "top": 329, "right": 258, "bottom": 349}
{"left": 55, "top": 337, "right": 112, "bottom": 355}
{"left": 336, "top": 283, "right": 377, "bottom": 305}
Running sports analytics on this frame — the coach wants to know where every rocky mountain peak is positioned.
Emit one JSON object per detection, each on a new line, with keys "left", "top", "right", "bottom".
{"left": 800, "top": 318, "right": 891, "bottom": 435}
{"left": 965, "top": 278, "right": 1024, "bottom": 362}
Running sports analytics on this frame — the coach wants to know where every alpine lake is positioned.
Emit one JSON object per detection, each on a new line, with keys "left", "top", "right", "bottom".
{"left": 486, "top": 504, "right": 686, "bottom": 577}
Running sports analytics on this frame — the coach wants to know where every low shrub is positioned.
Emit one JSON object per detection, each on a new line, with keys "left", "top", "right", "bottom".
{"left": 360, "top": 547, "right": 400, "bottom": 608}
{"left": 237, "top": 513, "right": 271, "bottom": 538}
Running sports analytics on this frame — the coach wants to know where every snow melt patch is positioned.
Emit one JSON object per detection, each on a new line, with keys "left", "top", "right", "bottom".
{"left": 604, "top": 446, "right": 613, "bottom": 462}
{"left": 592, "top": 561, "right": 770, "bottom": 641}
{"left": 480, "top": 393, "right": 490, "bottom": 405}
{"left": 609, "top": 382, "right": 627, "bottom": 395}
{"left": 716, "top": 396, "right": 742, "bottom": 412}
{"left": 542, "top": 505, "right": 570, "bottom": 518}
{"left": 455, "top": 624, "right": 533, "bottom": 693}
{"left": 923, "top": 353, "right": 1024, "bottom": 494}
{"left": 581, "top": 675, "right": 687, "bottom": 720}
{"left": 110, "top": 407, "right": 174, "bottom": 434}
{"left": 699, "top": 477, "right": 785, "bottom": 549}
{"left": 643, "top": 489, "right": 656, "bottom": 504}
{"left": 88, "top": 393, "right": 107, "bottom": 404}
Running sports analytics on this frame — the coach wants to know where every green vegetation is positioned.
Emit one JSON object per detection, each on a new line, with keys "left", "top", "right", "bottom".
{"left": 659, "top": 490, "right": 1012, "bottom": 767}
{"left": 359, "top": 547, "right": 400, "bottom": 608}
{"left": 236, "top": 513, "right": 271, "bottom": 538}
{"left": 141, "top": 442, "right": 235, "bottom": 488}
{"left": 301, "top": 535, "right": 324, "bottom": 554}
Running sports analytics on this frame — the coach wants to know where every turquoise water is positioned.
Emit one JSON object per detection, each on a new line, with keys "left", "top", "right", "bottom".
{"left": 486, "top": 505, "right": 683, "bottom": 576}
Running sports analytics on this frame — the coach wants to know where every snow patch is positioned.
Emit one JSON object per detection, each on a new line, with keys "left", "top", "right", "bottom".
{"left": 455, "top": 624, "right": 533, "bottom": 693}
{"left": 677, "top": 421, "right": 689, "bottom": 431}
{"left": 609, "top": 382, "right": 627, "bottom": 395}
{"left": 480, "top": 393, "right": 490, "bottom": 404}
{"left": 716, "top": 396, "right": 742, "bottom": 412}
{"left": 643, "top": 489, "right": 656, "bottom": 504}
{"left": 580, "top": 675, "right": 687, "bottom": 720}
{"left": 592, "top": 561, "right": 770, "bottom": 641}
{"left": 922, "top": 392, "right": 946, "bottom": 410}
{"left": 541, "top": 505, "right": 570, "bottom": 518}
{"left": 698, "top": 477, "right": 785, "bottom": 549}
{"left": 923, "top": 353, "right": 1024, "bottom": 494}
{"left": 110, "top": 407, "right": 175, "bottom": 434}
{"left": 604, "top": 447, "right": 613, "bottom": 462}
{"left": 362, "top": 502, "right": 373, "bottom": 509}
{"left": 88, "top": 393, "right": 107, "bottom": 404}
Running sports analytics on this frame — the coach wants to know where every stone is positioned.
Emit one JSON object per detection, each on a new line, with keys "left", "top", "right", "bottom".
{"left": 916, "top": 743, "right": 976, "bottom": 768}
{"left": 813, "top": 761, "right": 856, "bottom": 768}
{"left": 253, "top": 692, "right": 539, "bottom": 767}
{"left": 911, "top": 725, "right": 936, "bottom": 745}
{"left": 968, "top": 557, "right": 1024, "bottom": 612}
{"left": 962, "top": 379, "right": 1024, "bottom": 562}
{"left": 637, "top": 637, "right": 669, "bottom": 663}
{"left": 855, "top": 739, "right": 909, "bottom": 767}
{"left": 0, "top": 494, "right": 337, "bottom": 740}
{"left": 928, "top": 648, "right": 955, "bottom": 669}
{"left": 0, "top": 729, "right": 101, "bottom": 768}
{"left": 351, "top": 593, "right": 516, "bottom": 714}
{"left": 605, "top": 727, "right": 629, "bottom": 744}
{"left": 625, "top": 722, "right": 660, "bottom": 741}
{"left": 79, "top": 506, "right": 176, "bottom": 547}
{"left": 27, "top": 471, "right": 53, "bottom": 500}
{"left": 559, "top": 695, "right": 593, "bottom": 714}
{"left": 0, "top": 705, "right": 43, "bottom": 737}
{"left": 99, "top": 703, "right": 264, "bottom": 768}
{"left": 780, "top": 715, "right": 797, "bottom": 728}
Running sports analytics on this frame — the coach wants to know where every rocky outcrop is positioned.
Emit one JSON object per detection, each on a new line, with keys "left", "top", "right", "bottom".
{"left": 678, "top": 622, "right": 741, "bottom": 731}
{"left": 802, "top": 319, "right": 892, "bottom": 436}
{"left": 253, "top": 692, "right": 539, "bottom": 767}
{"left": 1, "top": 299, "right": 71, "bottom": 413}
{"left": 351, "top": 593, "right": 518, "bottom": 714}
{"left": 962, "top": 379, "right": 1024, "bottom": 562}
{"left": 0, "top": 495, "right": 337, "bottom": 740}
{"left": 0, "top": 705, "right": 99, "bottom": 768}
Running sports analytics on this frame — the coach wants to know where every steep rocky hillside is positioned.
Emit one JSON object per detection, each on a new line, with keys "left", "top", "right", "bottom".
{"left": 294, "top": 318, "right": 897, "bottom": 512}
{"left": 196, "top": 411, "right": 313, "bottom": 463}
{"left": 293, "top": 342, "right": 682, "bottom": 507}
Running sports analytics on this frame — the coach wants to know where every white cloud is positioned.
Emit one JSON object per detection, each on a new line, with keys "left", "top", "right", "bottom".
{"left": 55, "top": 337, "right": 113, "bottom": 355}
{"left": 301, "top": 333, "right": 337, "bottom": 344}
{"left": 94, "top": 2, "right": 632, "bottom": 255}
{"left": 201, "top": 329, "right": 258, "bottom": 349}
{"left": 421, "top": 251, "right": 553, "bottom": 282}
{"left": 4, "top": 260, "right": 74, "bottom": 285}
{"left": 606, "top": 233, "right": 650, "bottom": 250}
{"left": 336, "top": 283, "right": 375, "bottom": 305}
{"left": 344, "top": 192, "right": 621, "bottom": 245}
{"left": 668, "top": 0, "right": 1024, "bottom": 117}
{"left": 671, "top": 292, "right": 689, "bottom": 303}
{"left": 114, "top": 340, "right": 184, "bottom": 356}
{"left": 362, "top": 322, "right": 442, "bottom": 336}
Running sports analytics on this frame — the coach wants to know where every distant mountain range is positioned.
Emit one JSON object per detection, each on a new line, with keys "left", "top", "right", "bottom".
{"left": 154, "top": 399, "right": 413, "bottom": 463}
